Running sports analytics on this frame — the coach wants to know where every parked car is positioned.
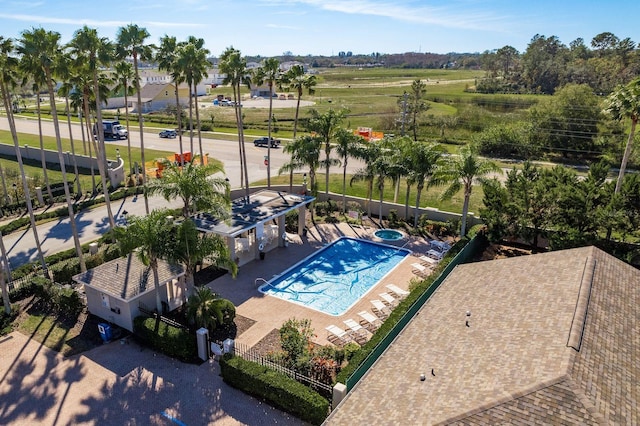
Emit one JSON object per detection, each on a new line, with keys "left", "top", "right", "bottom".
{"left": 159, "top": 129, "right": 177, "bottom": 139}
{"left": 254, "top": 137, "right": 281, "bottom": 148}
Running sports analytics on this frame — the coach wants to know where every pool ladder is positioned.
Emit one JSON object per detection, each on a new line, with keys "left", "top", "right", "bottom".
{"left": 255, "top": 277, "right": 268, "bottom": 289}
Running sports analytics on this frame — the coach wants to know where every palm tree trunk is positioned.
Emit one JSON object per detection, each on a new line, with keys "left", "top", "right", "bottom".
{"left": 36, "top": 97, "right": 54, "bottom": 204}
{"left": 414, "top": 186, "right": 423, "bottom": 228}
{"left": 293, "top": 90, "right": 302, "bottom": 138}
{"left": 193, "top": 82, "right": 205, "bottom": 166}
{"left": 232, "top": 84, "right": 244, "bottom": 190}
{"left": 1, "top": 260, "right": 9, "bottom": 314}
{"left": 342, "top": 163, "right": 347, "bottom": 214}
{"left": 379, "top": 183, "right": 384, "bottom": 225}
{"left": 46, "top": 76, "right": 87, "bottom": 272}
{"left": 133, "top": 53, "right": 149, "bottom": 214}
{"left": 614, "top": 119, "right": 637, "bottom": 194}
{"left": 83, "top": 100, "right": 97, "bottom": 194}
{"left": 267, "top": 82, "right": 273, "bottom": 188}
{"left": 460, "top": 189, "right": 471, "bottom": 237}
{"left": 174, "top": 83, "right": 184, "bottom": 165}
{"left": 151, "top": 263, "right": 163, "bottom": 313}
{"left": 188, "top": 85, "right": 195, "bottom": 156}
{"left": 124, "top": 90, "right": 133, "bottom": 174}
{"left": 0, "top": 80, "right": 47, "bottom": 271}
{"left": 64, "top": 96, "right": 81, "bottom": 195}
{"left": 404, "top": 184, "right": 411, "bottom": 221}
{"left": 92, "top": 67, "right": 116, "bottom": 229}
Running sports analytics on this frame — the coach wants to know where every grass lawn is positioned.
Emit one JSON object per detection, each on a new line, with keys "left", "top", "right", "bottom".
{"left": 17, "top": 300, "right": 103, "bottom": 357}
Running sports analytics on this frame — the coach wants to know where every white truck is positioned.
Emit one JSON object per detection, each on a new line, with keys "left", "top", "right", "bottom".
{"left": 94, "top": 120, "right": 128, "bottom": 140}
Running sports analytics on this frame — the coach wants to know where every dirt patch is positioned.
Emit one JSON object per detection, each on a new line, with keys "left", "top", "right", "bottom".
{"left": 475, "top": 243, "right": 535, "bottom": 261}
{"left": 210, "top": 314, "right": 256, "bottom": 343}
{"left": 251, "top": 328, "right": 283, "bottom": 356}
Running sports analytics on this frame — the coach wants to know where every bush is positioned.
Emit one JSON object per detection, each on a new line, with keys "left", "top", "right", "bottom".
{"left": 49, "top": 257, "right": 81, "bottom": 284}
{"left": 133, "top": 316, "right": 197, "bottom": 362}
{"left": 220, "top": 354, "right": 329, "bottom": 425}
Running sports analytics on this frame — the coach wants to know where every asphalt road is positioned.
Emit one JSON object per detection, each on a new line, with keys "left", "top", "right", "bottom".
{"left": 0, "top": 116, "right": 365, "bottom": 269}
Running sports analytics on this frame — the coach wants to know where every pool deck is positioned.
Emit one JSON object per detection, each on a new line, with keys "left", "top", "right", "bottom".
{"left": 206, "top": 223, "right": 436, "bottom": 349}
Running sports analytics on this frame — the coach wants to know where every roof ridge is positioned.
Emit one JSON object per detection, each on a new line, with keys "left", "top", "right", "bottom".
{"left": 566, "top": 254, "right": 596, "bottom": 351}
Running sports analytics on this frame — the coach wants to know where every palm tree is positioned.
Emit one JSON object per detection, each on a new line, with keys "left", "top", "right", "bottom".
{"left": 19, "top": 28, "right": 87, "bottom": 271}
{"left": 181, "top": 36, "right": 210, "bottom": 165}
{"left": 219, "top": 47, "right": 252, "bottom": 199}
{"left": 185, "top": 287, "right": 234, "bottom": 332}
{"left": 252, "top": 58, "right": 281, "bottom": 187}
{"left": 280, "top": 135, "right": 322, "bottom": 196}
{"left": 155, "top": 35, "right": 185, "bottom": 163}
{"left": 114, "top": 209, "right": 174, "bottom": 313}
{"left": 1, "top": 37, "right": 46, "bottom": 271}
{"left": 69, "top": 25, "right": 116, "bottom": 230}
{"left": 113, "top": 60, "right": 137, "bottom": 174}
{"left": 408, "top": 140, "right": 444, "bottom": 227}
{"left": 432, "top": 144, "right": 502, "bottom": 236}
{"left": 334, "top": 128, "right": 363, "bottom": 213}
{"left": 169, "top": 219, "right": 237, "bottom": 296}
{"left": 283, "top": 65, "right": 316, "bottom": 138}
{"left": 117, "top": 24, "right": 154, "bottom": 214}
{"left": 603, "top": 77, "right": 640, "bottom": 194}
{"left": 307, "top": 108, "right": 347, "bottom": 195}
{"left": 56, "top": 55, "right": 82, "bottom": 196}
{"left": 350, "top": 142, "right": 382, "bottom": 218}
{"left": 146, "top": 159, "right": 230, "bottom": 218}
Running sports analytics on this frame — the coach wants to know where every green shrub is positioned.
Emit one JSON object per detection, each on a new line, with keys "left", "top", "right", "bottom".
{"left": 220, "top": 354, "right": 329, "bottom": 425}
{"left": 133, "top": 316, "right": 197, "bottom": 362}
{"left": 49, "top": 257, "right": 81, "bottom": 284}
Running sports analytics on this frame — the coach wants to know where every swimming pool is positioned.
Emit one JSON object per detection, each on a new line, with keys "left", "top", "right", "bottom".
{"left": 259, "top": 237, "right": 411, "bottom": 316}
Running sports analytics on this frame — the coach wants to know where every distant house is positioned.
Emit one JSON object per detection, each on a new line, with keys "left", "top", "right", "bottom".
{"left": 130, "top": 82, "right": 190, "bottom": 113}
{"left": 73, "top": 254, "right": 186, "bottom": 332}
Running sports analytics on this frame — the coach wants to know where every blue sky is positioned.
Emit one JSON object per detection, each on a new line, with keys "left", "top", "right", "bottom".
{"left": 0, "top": 0, "right": 638, "bottom": 57}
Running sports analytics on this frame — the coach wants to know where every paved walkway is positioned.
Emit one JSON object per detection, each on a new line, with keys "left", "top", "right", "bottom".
{"left": 0, "top": 331, "right": 304, "bottom": 425}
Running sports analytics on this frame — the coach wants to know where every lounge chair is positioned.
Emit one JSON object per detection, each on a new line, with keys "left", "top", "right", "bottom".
{"left": 371, "top": 299, "right": 391, "bottom": 318}
{"left": 426, "top": 249, "right": 444, "bottom": 260}
{"left": 325, "top": 324, "right": 352, "bottom": 346}
{"left": 418, "top": 255, "right": 439, "bottom": 266}
{"left": 358, "top": 311, "right": 382, "bottom": 332}
{"left": 344, "top": 318, "right": 369, "bottom": 343}
{"left": 379, "top": 292, "right": 398, "bottom": 307}
{"left": 411, "top": 263, "right": 429, "bottom": 278}
{"left": 385, "top": 284, "right": 410, "bottom": 299}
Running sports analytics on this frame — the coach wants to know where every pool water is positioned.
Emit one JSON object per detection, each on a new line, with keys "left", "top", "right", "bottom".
{"left": 259, "top": 237, "right": 410, "bottom": 316}
{"left": 374, "top": 229, "right": 404, "bottom": 241}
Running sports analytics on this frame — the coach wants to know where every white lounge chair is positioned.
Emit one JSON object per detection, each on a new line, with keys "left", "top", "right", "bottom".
{"left": 379, "top": 292, "right": 398, "bottom": 307}
{"left": 411, "top": 263, "right": 429, "bottom": 278}
{"left": 371, "top": 299, "right": 391, "bottom": 318}
{"left": 358, "top": 311, "right": 382, "bottom": 331}
{"left": 426, "top": 249, "right": 444, "bottom": 260}
{"left": 344, "top": 318, "right": 368, "bottom": 343}
{"left": 385, "top": 284, "right": 410, "bottom": 299}
{"left": 325, "top": 325, "right": 351, "bottom": 346}
{"left": 418, "top": 255, "right": 439, "bottom": 266}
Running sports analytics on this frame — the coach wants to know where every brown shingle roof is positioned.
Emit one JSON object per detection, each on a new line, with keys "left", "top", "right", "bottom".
{"left": 73, "top": 253, "right": 185, "bottom": 301}
{"left": 326, "top": 246, "right": 639, "bottom": 425}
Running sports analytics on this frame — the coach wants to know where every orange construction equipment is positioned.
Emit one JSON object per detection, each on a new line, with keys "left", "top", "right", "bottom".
{"left": 175, "top": 151, "right": 192, "bottom": 164}
{"left": 354, "top": 127, "right": 384, "bottom": 142}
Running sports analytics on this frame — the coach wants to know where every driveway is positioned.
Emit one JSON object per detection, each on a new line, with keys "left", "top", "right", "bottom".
{"left": 0, "top": 332, "right": 304, "bottom": 425}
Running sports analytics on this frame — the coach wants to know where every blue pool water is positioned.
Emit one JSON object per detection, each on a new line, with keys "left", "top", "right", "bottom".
{"left": 259, "top": 237, "right": 411, "bottom": 316}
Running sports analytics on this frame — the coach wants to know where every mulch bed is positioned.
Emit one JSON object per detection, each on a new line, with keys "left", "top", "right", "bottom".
{"left": 210, "top": 314, "right": 256, "bottom": 343}
{"left": 251, "top": 328, "right": 283, "bottom": 356}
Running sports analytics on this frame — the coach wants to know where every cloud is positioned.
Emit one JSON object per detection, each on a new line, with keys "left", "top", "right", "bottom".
{"left": 0, "top": 13, "right": 204, "bottom": 29}
{"left": 268, "top": 0, "right": 510, "bottom": 31}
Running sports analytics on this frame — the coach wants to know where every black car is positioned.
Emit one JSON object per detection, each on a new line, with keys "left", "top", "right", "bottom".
{"left": 254, "top": 137, "right": 281, "bottom": 147}
{"left": 159, "top": 129, "right": 177, "bottom": 139}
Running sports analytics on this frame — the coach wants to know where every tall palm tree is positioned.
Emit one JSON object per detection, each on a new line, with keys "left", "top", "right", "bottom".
{"left": 114, "top": 209, "right": 174, "bottom": 313}
{"left": 169, "top": 219, "right": 237, "bottom": 296}
{"left": 69, "top": 26, "right": 116, "bottom": 230}
{"left": 252, "top": 58, "right": 281, "bottom": 187}
{"left": 219, "top": 47, "right": 252, "bottom": 199}
{"left": 603, "top": 77, "right": 640, "bottom": 194}
{"left": 117, "top": 24, "right": 154, "bottom": 214}
{"left": 113, "top": 60, "right": 137, "bottom": 174}
{"left": 307, "top": 108, "right": 347, "bottom": 195}
{"left": 181, "top": 36, "right": 210, "bottom": 165}
{"left": 146, "top": 159, "right": 230, "bottom": 218}
{"left": 351, "top": 142, "right": 382, "bottom": 218}
{"left": 0, "top": 37, "right": 46, "bottom": 274}
{"left": 155, "top": 35, "right": 185, "bottom": 163}
{"left": 31, "top": 87, "right": 55, "bottom": 203}
{"left": 56, "top": 56, "right": 82, "bottom": 196}
{"left": 283, "top": 65, "right": 316, "bottom": 138}
{"left": 334, "top": 128, "right": 363, "bottom": 213}
{"left": 279, "top": 135, "right": 322, "bottom": 196}
{"left": 19, "top": 28, "right": 87, "bottom": 271}
{"left": 432, "top": 144, "right": 502, "bottom": 236}
{"left": 408, "top": 140, "right": 444, "bottom": 227}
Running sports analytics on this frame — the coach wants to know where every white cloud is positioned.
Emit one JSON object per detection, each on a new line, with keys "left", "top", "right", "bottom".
{"left": 0, "top": 12, "right": 204, "bottom": 29}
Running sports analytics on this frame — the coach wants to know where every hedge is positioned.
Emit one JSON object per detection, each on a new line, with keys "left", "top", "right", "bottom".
{"left": 133, "top": 316, "right": 197, "bottom": 362}
{"left": 220, "top": 353, "right": 329, "bottom": 425}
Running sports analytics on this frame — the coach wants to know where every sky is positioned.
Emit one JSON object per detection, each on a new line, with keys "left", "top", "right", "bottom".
{"left": 0, "top": 0, "right": 638, "bottom": 58}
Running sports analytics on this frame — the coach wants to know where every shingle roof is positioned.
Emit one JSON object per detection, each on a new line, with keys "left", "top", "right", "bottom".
{"left": 72, "top": 253, "right": 185, "bottom": 302}
{"left": 326, "top": 246, "right": 639, "bottom": 425}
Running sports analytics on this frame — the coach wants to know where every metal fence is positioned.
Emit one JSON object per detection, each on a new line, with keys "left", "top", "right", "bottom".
{"left": 230, "top": 340, "right": 333, "bottom": 397}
